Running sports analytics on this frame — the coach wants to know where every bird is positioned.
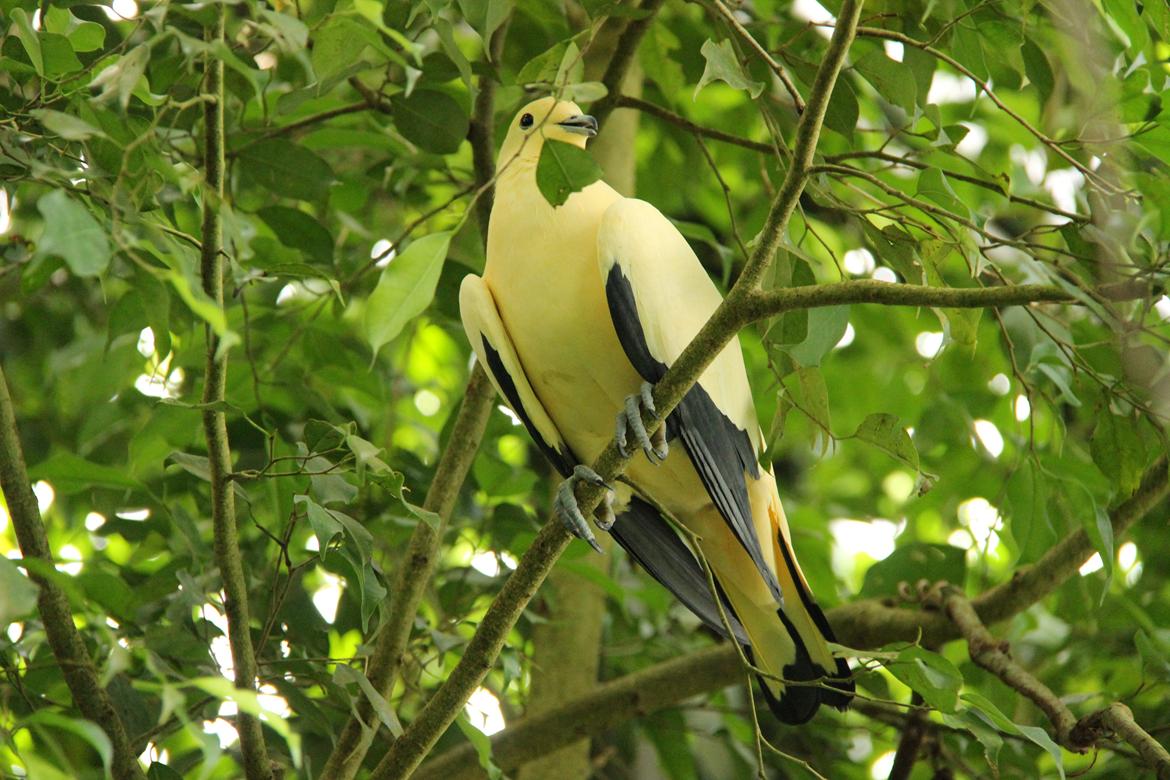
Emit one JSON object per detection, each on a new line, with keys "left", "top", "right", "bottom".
{"left": 459, "top": 96, "right": 853, "bottom": 723}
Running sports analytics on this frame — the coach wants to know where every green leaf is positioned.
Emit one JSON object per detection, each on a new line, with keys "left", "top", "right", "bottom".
{"left": 311, "top": 15, "right": 371, "bottom": 81}
{"left": 889, "top": 646, "right": 962, "bottom": 713}
{"left": 916, "top": 168, "right": 968, "bottom": 218}
{"left": 1021, "top": 38, "right": 1054, "bottom": 102}
{"left": 793, "top": 367, "right": 831, "bottom": 450}
{"left": 1136, "top": 629, "right": 1170, "bottom": 679}
{"left": 455, "top": 714, "right": 504, "bottom": 780}
{"left": 853, "top": 413, "right": 919, "bottom": 470}
{"left": 295, "top": 495, "right": 345, "bottom": 558}
{"left": 535, "top": 139, "right": 603, "bottom": 208}
{"left": 854, "top": 49, "right": 917, "bottom": 111}
{"left": 694, "top": 39, "right": 764, "bottom": 99}
{"left": 333, "top": 665, "right": 403, "bottom": 736}
{"left": 257, "top": 206, "right": 334, "bottom": 265}
{"left": 1006, "top": 461, "right": 1054, "bottom": 563}
{"left": 391, "top": 89, "right": 469, "bottom": 155}
{"left": 238, "top": 139, "right": 334, "bottom": 201}
{"left": 28, "top": 452, "right": 142, "bottom": 494}
{"left": 786, "top": 305, "right": 850, "bottom": 368}
{"left": 1090, "top": 411, "right": 1143, "bottom": 496}
{"left": 36, "top": 191, "right": 111, "bottom": 277}
{"left": 41, "top": 33, "right": 82, "bottom": 77}
{"left": 0, "top": 557, "right": 39, "bottom": 625}
{"left": 31, "top": 109, "right": 107, "bottom": 141}
{"left": 21, "top": 711, "right": 112, "bottom": 773}
{"left": 364, "top": 231, "right": 452, "bottom": 356}
{"left": 860, "top": 543, "right": 966, "bottom": 598}
{"left": 1078, "top": 485, "right": 1114, "bottom": 587}
{"left": 90, "top": 45, "right": 151, "bottom": 109}
{"left": 961, "top": 692, "right": 1065, "bottom": 779}
{"left": 10, "top": 9, "right": 43, "bottom": 76}
{"left": 456, "top": 0, "right": 513, "bottom": 43}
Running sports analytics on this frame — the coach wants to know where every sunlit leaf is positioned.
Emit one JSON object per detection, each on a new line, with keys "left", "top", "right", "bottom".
{"left": 365, "top": 231, "right": 452, "bottom": 356}
{"left": 694, "top": 38, "right": 764, "bottom": 99}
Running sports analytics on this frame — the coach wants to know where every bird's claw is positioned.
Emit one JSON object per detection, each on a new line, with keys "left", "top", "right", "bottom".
{"left": 616, "top": 381, "right": 669, "bottom": 463}
{"left": 554, "top": 465, "right": 615, "bottom": 552}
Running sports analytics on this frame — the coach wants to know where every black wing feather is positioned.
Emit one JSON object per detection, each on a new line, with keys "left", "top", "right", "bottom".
{"left": 604, "top": 264, "right": 781, "bottom": 601}
{"left": 610, "top": 497, "right": 749, "bottom": 644}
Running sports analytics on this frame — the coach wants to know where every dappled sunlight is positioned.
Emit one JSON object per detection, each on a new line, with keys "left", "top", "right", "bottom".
{"left": 870, "top": 750, "right": 897, "bottom": 780}
{"left": 831, "top": 518, "right": 901, "bottom": 582}
{"left": 915, "top": 331, "right": 944, "bottom": 359}
{"left": 987, "top": 373, "right": 1010, "bottom": 396}
{"left": 311, "top": 571, "right": 345, "bottom": 624}
{"left": 33, "top": 481, "right": 54, "bottom": 514}
{"left": 973, "top": 419, "right": 1004, "bottom": 458}
{"left": 843, "top": 248, "right": 876, "bottom": 276}
{"left": 465, "top": 687, "right": 506, "bottom": 735}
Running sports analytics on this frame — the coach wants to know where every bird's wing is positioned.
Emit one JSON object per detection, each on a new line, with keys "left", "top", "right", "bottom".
{"left": 597, "top": 198, "right": 781, "bottom": 601}
{"left": 461, "top": 274, "right": 576, "bottom": 475}
{"left": 611, "top": 497, "right": 749, "bottom": 643}
{"left": 461, "top": 273, "right": 745, "bottom": 636}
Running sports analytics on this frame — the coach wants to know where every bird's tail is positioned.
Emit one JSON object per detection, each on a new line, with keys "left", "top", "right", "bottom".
{"left": 718, "top": 492, "right": 854, "bottom": 724}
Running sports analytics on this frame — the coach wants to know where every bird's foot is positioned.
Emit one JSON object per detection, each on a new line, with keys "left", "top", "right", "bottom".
{"left": 554, "top": 465, "right": 616, "bottom": 552}
{"left": 616, "top": 381, "right": 668, "bottom": 463}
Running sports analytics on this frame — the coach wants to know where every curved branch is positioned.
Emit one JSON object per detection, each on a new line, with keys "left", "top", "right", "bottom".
{"left": 369, "top": 4, "right": 865, "bottom": 777}
{"left": 198, "top": 10, "right": 272, "bottom": 779}
{"left": 0, "top": 369, "right": 146, "bottom": 780}
{"left": 1071, "top": 704, "right": 1170, "bottom": 779}
{"left": 592, "top": 0, "right": 666, "bottom": 128}
{"left": 705, "top": 0, "right": 805, "bottom": 112}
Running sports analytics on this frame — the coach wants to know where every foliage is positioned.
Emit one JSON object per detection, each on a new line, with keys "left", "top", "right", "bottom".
{"left": 1, "top": 0, "right": 1168, "bottom": 778}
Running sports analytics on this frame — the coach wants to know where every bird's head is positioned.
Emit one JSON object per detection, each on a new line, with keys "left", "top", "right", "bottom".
{"left": 497, "top": 97, "right": 598, "bottom": 169}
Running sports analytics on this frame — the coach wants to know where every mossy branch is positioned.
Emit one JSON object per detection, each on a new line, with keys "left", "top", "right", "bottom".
{"left": 369, "top": 4, "right": 865, "bottom": 777}
{"left": 0, "top": 369, "right": 146, "bottom": 780}
{"left": 198, "top": 10, "right": 272, "bottom": 779}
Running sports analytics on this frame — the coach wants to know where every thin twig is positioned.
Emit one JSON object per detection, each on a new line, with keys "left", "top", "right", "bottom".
{"left": 198, "top": 9, "right": 273, "bottom": 779}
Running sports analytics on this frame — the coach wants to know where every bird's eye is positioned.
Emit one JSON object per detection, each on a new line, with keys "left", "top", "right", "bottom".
{"left": 519, "top": 113, "right": 534, "bottom": 129}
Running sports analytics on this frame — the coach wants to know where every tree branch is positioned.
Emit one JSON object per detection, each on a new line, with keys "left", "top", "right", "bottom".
{"left": 591, "top": 0, "right": 666, "bottom": 128}
{"left": 741, "top": 278, "right": 1156, "bottom": 322}
{"left": 318, "top": 21, "right": 510, "bottom": 780}
{"left": 416, "top": 456, "right": 1168, "bottom": 775}
{"left": 934, "top": 585, "right": 1079, "bottom": 745}
{"left": 370, "top": 4, "right": 865, "bottom": 776}
{"left": 939, "top": 586, "right": 1170, "bottom": 778}
{"left": 198, "top": 10, "right": 273, "bottom": 779}
{"left": 886, "top": 693, "right": 927, "bottom": 780}
{"left": 0, "top": 368, "right": 146, "bottom": 780}
{"left": 1071, "top": 704, "right": 1170, "bottom": 779}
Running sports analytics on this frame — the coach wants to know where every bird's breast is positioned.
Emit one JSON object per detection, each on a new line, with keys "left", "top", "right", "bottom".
{"left": 483, "top": 181, "right": 642, "bottom": 461}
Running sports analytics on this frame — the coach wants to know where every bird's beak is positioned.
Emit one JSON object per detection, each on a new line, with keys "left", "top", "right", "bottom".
{"left": 557, "top": 114, "right": 599, "bottom": 137}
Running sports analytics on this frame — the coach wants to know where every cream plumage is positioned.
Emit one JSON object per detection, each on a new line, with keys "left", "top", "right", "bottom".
{"left": 460, "top": 97, "right": 852, "bottom": 723}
